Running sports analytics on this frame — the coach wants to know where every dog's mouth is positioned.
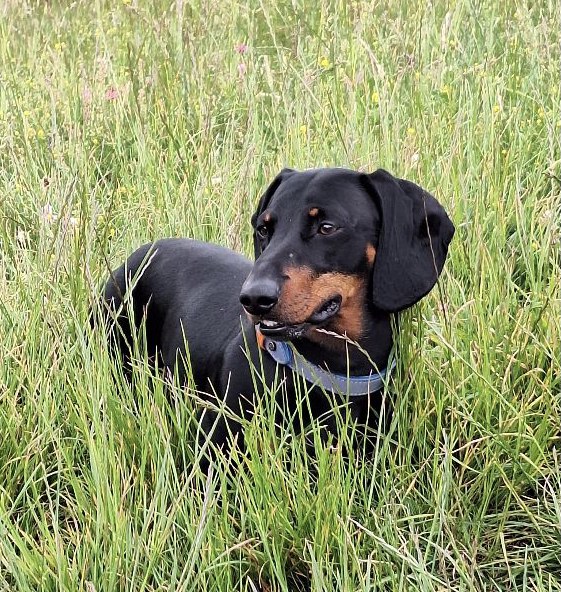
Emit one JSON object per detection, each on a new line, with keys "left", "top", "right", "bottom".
{"left": 257, "top": 295, "right": 342, "bottom": 340}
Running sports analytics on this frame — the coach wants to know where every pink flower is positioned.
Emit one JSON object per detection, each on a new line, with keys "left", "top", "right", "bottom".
{"left": 82, "top": 86, "right": 93, "bottom": 104}
{"left": 235, "top": 43, "right": 248, "bottom": 54}
{"left": 105, "top": 87, "right": 119, "bottom": 100}
{"left": 237, "top": 63, "right": 247, "bottom": 77}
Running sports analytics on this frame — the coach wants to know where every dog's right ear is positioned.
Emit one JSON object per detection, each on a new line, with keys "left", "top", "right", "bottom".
{"left": 251, "top": 168, "right": 294, "bottom": 259}
{"left": 363, "top": 169, "right": 455, "bottom": 312}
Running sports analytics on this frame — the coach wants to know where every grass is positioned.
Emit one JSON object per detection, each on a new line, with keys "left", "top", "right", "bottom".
{"left": 0, "top": 0, "right": 559, "bottom": 589}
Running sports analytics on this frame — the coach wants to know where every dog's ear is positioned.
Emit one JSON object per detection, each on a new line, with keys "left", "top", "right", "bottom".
{"left": 363, "top": 169, "right": 455, "bottom": 312}
{"left": 251, "top": 168, "right": 294, "bottom": 259}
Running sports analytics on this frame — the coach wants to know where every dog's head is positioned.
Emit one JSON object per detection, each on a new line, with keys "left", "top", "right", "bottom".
{"left": 240, "top": 168, "right": 454, "bottom": 341}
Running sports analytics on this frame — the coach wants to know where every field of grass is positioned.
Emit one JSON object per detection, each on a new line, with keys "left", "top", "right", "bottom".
{"left": 0, "top": 0, "right": 559, "bottom": 590}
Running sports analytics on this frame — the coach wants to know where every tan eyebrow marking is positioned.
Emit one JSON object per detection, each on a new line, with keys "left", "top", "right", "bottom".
{"left": 263, "top": 212, "right": 271, "bottom": 223}
{"left": 366, "top": 244, "right": 376, "bottom": 265}
{"left": 309, "top": 208, "right": 319, "bottom": 217}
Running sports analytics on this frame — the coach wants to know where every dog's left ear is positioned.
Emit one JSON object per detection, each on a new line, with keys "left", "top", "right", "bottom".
{"left": 362, "top": 169, "right": 455, "bottom": 313}
{"left": 251, "top": 168, "right": 294, "bottom": 259}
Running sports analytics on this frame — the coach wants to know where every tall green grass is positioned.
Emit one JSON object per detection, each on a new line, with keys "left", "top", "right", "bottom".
{"left": 0, "top": 0, "right": 559, "bottom": 589}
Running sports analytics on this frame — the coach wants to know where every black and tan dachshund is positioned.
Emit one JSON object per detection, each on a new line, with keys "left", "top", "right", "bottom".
{"left": 98, "top": 168, "right": 454, "bottom": 467}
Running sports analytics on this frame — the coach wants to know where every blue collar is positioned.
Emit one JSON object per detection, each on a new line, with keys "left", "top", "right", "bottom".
{"left": 258, "top": 331, "right": 395, "bottom": 398}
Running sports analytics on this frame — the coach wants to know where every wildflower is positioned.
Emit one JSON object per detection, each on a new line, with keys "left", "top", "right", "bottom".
{"left": 492, "top": 105, "right": 500, "bottom": 113}
{"left": 299, "top": 124, "right": 307, "bottom": 135}
{"left": 37, "top": 129, "right": 45, "bottom": 139}
{"left": 105, "top": 87, "right": 119, "bottom": 100}
{"left": 82, "top": 86, "right": 93, "bottom": 104}
{"left": 371, "top": 91, "right": 379, "bottom": 104}
{"left": 40, "top": 203, "right": 57, "bottom": 224}
{"left": 318, "top": 56, "right": 331, "bottom": 69}
{"left": 235, "top": 43, "right": 248, "bottom": 54}
{"left": 54, "top": 41, "right": 66, "bottom": 52}
{"left": 407, "top": 127, "right": 416, "bottom": 136}
{"left": 237, "top": 62, "right": 247, "bottom": 77}
{"left": 16, "top": 229, "right": 29, "bottom": 245}
{"left": 69, "top": 216, "right": 79, "bottom": 228}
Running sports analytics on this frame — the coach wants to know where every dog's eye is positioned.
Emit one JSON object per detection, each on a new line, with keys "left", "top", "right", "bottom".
{"left": 318, "top": 222, "right": 338, "bottom": 235}
{"left": 256, "top": 225, "right": 270, "bottom": 240}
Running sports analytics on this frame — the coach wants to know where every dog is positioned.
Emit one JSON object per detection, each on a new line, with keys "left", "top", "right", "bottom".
{"left": 97, "top": 168, "right": 454, "bottom": 468}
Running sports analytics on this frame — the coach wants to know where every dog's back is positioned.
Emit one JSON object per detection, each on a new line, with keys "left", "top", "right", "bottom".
{"left": 96, "top": 238, "right": 253, "bottom": 387}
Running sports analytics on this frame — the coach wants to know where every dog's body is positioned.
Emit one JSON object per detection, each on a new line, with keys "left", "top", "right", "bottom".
{"left": 99, "top": 168, "right": 454, "bottom": 465}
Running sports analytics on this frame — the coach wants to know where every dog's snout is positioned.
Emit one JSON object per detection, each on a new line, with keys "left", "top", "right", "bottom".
{"left": 239, "top": 277, "right": 279, "bottom": 315}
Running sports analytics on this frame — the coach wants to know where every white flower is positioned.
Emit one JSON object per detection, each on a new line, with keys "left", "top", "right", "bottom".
{"left": 40, "top": 203, "right": 58, "bottom": 223}
{"left": 16, "top": 228, "right": 29, "bottom": 244}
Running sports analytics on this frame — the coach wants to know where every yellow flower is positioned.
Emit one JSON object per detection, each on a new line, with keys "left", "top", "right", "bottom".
{"left": 493, "top": 105, "right": 501, "bottom": 113}
{"left": 407, "top": 127, "right": 416, "bottom": 136}
{"left": 318, "top": 56, "right": 331, "bottom": 69}
{"left": 440, "top": 84, "right": 451, "bottom": 95}
{"left": 299, "top": 124, "right": 307, "bottom": 135}
{"left": 37, "top": 129, "right": 45, "bottom": 139}
{"left": 371, "top": 91, "right": 379, "bottom": 104}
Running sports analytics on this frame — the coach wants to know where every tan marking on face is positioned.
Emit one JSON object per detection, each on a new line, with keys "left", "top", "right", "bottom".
{"left": 276, "top": 266, "right": 365, "bottom": 340}
{"left": 309, "top": 207, "right": 319, "bottom": 217}
{"left": 263, "top": 212, "right": 271, "bottom": 223}
{"left": 366, "top": 244, "right": 376, "bottom": 266}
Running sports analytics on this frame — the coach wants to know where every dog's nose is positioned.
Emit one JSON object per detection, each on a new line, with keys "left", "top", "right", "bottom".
{"left": 239, "top": 277, "right": 279, "bottom": 315}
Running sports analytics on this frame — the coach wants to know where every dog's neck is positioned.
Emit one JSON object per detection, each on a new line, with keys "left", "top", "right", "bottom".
{"left": 292, "top": 308, "right": 395, "bottom": 376}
